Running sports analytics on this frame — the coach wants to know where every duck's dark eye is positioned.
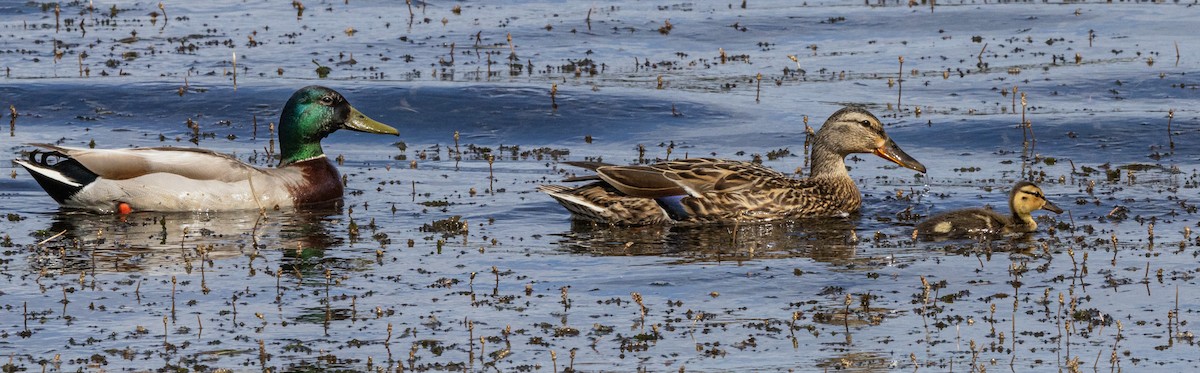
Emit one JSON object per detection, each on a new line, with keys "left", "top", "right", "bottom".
{"left": 319, "top": 95, "right": 335, "bottom": 105}
{"left": 858, "top": 119, "right": 872, "bottom": 127}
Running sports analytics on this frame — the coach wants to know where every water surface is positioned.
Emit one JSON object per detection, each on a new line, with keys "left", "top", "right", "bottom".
{"left": 2, "top": 1, "right": 1199, "bottom": 371}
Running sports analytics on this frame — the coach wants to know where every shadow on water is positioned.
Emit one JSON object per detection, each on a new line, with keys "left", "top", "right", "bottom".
{"left": 554, "top": 218, "right": 862, "bottom": 264}
{"left": 29, "top": 206, "right": 343, "bottom": 274}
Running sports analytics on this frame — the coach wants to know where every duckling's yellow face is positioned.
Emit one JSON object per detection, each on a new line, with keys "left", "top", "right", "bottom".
{"left": 1011, "top": 182, "right": 1063, "bottom": 215}
{"left": 819, "top": 107, "right": 926, "bottom": 173}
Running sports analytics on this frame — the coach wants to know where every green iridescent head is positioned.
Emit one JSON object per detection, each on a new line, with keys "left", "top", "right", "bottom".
{"left": 277, "top": 86, "right": 398, "bottom": 166}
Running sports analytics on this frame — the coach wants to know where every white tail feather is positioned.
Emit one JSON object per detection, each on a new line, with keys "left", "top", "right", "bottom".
{"left": 14, "top": 159, "right": 82, "bottom": 187}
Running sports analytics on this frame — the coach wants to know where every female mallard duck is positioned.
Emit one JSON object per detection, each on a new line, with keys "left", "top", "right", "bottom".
{"left": 915, "top": 181, "right": 1063, "bottom": 239}
{"left": 539, "top": 107, "right": 927, "bottom": 225}
{"left": 14, "top": 85, "right": 398, "bottom": 213}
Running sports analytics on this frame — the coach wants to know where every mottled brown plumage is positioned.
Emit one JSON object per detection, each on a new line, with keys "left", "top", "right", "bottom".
{"left": 915, "top": 181, "right": 1064, "bottom": 240}
{"left": 539, "top": 107, "right": 927, "bottom": 225}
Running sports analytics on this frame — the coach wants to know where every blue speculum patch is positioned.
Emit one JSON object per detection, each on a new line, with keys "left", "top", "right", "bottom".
{"left": 654, "top": 195, "right": 689, "bottom": 221}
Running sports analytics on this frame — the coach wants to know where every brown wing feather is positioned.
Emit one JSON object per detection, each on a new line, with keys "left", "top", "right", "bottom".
{"left": 657, "top": 159, "right": 791, "bottom": 195}
{"left": 560, "top": 161, "right": 611, "bottom": 182}
{"left": 561, "top": 175, "right": 602, "bottom": 182}
{"left": 563, "top": 161, "right": 614, "bottom": 171}
{"left": 594, "top": 165, "right": 687, "bottom": 198}
{"left": 573, "top": 158, "right": 797, "bottom": 199}
{"left": 550, "top": 157, "right": 862, "bottom": 223}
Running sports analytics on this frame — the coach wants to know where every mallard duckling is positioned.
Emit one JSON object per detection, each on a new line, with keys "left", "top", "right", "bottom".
{"left": 539, "top": 107, "right": 927, "bottom": 225}
{"left": 916, "top": 181, "right": 1063, "bottom": 239}
{"left": 14, "top": 86, "right": 399, "bottom": 213}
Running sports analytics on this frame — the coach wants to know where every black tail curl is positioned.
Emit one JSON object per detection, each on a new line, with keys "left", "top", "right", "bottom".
{"left": 18, "top": 149, "right": 98, "bottom": 204}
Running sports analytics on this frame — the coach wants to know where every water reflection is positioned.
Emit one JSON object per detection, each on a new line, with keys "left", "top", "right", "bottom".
{"left": 29, "top": 207, "right": 344, "bottom": 274}
{"left": 554, "top": 218, "right": 861, "bottom": 264}
{"left": 814, "top": 351, "right": 896, "bottom": 371}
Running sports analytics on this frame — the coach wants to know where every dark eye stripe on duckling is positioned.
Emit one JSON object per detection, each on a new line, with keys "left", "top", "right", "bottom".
{"left": 1016, "top": 189, "right": 1044, "bottom": 199}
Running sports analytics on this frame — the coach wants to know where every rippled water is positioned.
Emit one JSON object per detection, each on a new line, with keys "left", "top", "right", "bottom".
{"left": 2, "top": 1, "right": 1200, "bottom": 371}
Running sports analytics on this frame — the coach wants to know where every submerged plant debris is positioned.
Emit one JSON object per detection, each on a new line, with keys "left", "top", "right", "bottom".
{"left": 1, "top": 0, "right": 1199, "bottom": 371}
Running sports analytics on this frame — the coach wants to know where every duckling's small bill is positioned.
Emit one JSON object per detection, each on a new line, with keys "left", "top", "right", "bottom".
{"left": 1039, "top": 199, "right": 1064, "bottom": 214}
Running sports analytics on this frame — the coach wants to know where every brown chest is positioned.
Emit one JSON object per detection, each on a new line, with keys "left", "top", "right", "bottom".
{"left": 286, "top": 158, "right": 344, "bottom": 206}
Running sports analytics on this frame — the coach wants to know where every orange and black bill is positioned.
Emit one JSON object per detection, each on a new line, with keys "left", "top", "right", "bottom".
{"left": 873, "top": 139, "right": 926, "bottom": 173}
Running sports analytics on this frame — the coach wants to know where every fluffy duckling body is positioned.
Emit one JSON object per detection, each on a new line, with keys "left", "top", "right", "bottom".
{"left": 916, "top": 181, "right": 1063, "bottom": 239}
{"left": 540, "top": 107, "right": 927, "bottom": 225}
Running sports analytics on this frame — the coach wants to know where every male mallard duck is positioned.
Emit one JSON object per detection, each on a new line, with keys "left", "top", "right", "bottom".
{"left": 915, "top": 181, "right": 1063, "bottom": 239}
{"left": 14, "top": 85, "right": 398, "bottom": 213}
{"left": 539, "top": 107, "right": 927, "bottom": 225}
